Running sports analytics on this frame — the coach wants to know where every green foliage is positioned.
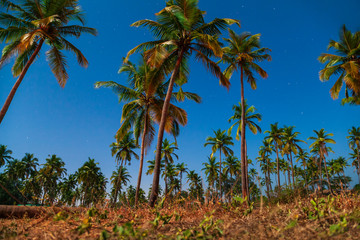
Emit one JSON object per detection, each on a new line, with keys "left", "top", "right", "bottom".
{"left": 329, "top": 215, "right": 348, "bottom": 236}
{"left": 302, "top": 197, "right": 337, "bottom": 220}
{"left": 233, "top": 195, "right": 254, "bottom": 216}
{"left": 175, "top": 212, "right": 223, "bottom": 239}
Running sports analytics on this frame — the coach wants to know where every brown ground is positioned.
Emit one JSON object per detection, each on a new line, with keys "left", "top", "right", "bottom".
{"left": 1, "top": 193, "right": 360, "bottom": 239}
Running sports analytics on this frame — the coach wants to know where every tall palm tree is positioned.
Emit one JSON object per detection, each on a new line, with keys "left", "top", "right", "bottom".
{"left": 160, "top": 138, "right": 178, "bottom": 196}
{"left": 347, "top": 126, "right": 360, "bottom": 183}
{"left": 110, "top": 132, "right": 139, "bottom": 167}
{"left": 110, "top": 166, "right": 131, "bottom": 205}
{"left": 95, "top": 57, "right": 200, "bottom": 205}
{"left": 204, "top": 129, "right": 234, "bottom": 198}
{"left": 126, "top": 0, "right": 239, "bottom": 206}
{"left": 308, "top": 129, "right": 336, "bottom": 191}
{"left": 77, "top": 158, "right": 107, "bottom": 206}
{"left": 0, "top": 0, "right": 97, "bottom": 124}
{"left": 295, "top": 151, "right": 310, "bottom": 187}
{"left": 282, "top": 126, "right": 305, "bottom": 187}
{"left": 38, "top": 154, "right": 66, "bottom": 204}
{"left": 265, "top": 123, "right": 284, "bottom": 192}
{"left": 350, "top": 149, "right": 360, "bottom": 184}
{"left": 221, "top": 29, "right": 271, "bottom": 197}
{"left": 175, "top": 162, "right": 188, "bottom": 193}
{"left": 187, "top": 170, "right": 203, "bottom": 199}
{"left": 21, "top": 153, "right": 38, "bottom": 180}
{"left": 228, "top": 100, "right": 262, "bottom": 195}
{"left": 202, "top": 156, "right": 218, "bottom": 193}
{"left": 0, "top": 145, "right": 13, "bottom": 167}
{"left": 318, "top": 25, "right": 360, "bottom": 104}
{"left": 259, "top": 138, "right": 274, "bottom": 194}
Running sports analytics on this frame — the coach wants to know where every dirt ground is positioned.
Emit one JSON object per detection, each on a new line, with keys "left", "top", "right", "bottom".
{"left": 1, "top": 194, "right": 360, "bottom": 239}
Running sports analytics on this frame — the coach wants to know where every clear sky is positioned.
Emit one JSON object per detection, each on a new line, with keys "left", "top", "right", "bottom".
{"left": 1, "top": 0, "right": 359, "bottom": 192}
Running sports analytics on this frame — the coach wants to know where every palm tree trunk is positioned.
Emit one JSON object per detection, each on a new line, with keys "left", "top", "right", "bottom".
{"left": 164, "top": 159, "right": 168, "bottom": 196}
{"left": 319, "top": 156, "right": 323, "bottom": 191}
{"left": 0, "top": 182, "right": 24, "bottom": 205}
{"left": 0, "top": 39, "right": 44, "bottom": 125}
{"left": 275, "top": 143, "right": 281, "bottom": 193}
{"left": 245, "top": 139, "right": 249, "bottom": 196}
{"left": 219, "top": 149, "right": 222, "bottom": 200}
{"left": 357, "top": 148, "right": 360, "bottom": 185}
{"left": 240, "top": 66, "right": 247, "bottom": 198}
{"left": 180, "top": 172, "right": 183, "bottom": 193}
{"left": 135, "top": 108, "right": 149, "bottom": 206}
{"left": 289, "top": 152, "right": 295, "bottom": 188}
{"left": 149, "top": 48, "right": 185, "bottom": 207}
{"left": 323, "top": 157, "right": 333, "bottom": 192}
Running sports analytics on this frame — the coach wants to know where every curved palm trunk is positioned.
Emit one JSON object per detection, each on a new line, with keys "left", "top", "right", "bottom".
{"left": 135, "top": 108, "right": 149, "bottom": 206}
{"left": 275, "top": 143, "right": 281, "bottom": 193}
{"left": 240, "top": 66, "right": 248, "bottom": 198}
{"left": 149, "top": 48, "right": 185, "bottom": 207}
{"left": 0, "top": 39, "right": 44, "bottom": 125}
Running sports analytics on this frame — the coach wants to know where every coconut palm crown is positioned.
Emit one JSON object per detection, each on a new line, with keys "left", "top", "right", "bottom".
{"left": 318, "top": 25, "right": 360, "bottom": 104}
{"left": 0, "top": 0, "right": 97, "bottom": 124}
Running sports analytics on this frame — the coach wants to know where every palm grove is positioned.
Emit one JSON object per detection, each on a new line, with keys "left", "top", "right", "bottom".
{"left": 0, "top": 0, "right": 360, "bottom": 207}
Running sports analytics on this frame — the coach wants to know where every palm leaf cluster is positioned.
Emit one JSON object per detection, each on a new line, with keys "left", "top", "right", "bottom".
{"left": 319, "top": 25, "right": 360, "bottom": 105}
{"left": 0, "top": 0, "right": 97, "bottom": 86}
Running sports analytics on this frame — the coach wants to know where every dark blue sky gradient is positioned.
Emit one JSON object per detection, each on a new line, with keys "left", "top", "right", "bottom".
{"left": 1, "top": 0, "right": 359, "bottom": 191}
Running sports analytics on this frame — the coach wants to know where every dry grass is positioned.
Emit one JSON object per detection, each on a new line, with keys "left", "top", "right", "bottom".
{"left": 1, "top": 193, "right": 360, "bottom": 239}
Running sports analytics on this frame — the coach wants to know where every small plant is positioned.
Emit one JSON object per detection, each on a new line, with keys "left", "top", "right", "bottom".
{"left": 53, "top": 211, "right": 69, "bottom": 221}
{"left": 233, "top": 195, "right": 254, "bottom": 216}
{"left": 329, "top": 215, "right": 348, "bottom": 236}
{"left": 175, "top": 212, "right": 223, "bottom": 239}
{"left": 302, "top": 196, "right": 336, "bottom": 220}
{"left": 150, "top": 211, "right": 174, "bottom": 228}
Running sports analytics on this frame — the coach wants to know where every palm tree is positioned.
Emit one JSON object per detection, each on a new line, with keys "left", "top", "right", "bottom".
{"left": 77, "top": 158, "right": 107, "bottom": 206}
{"left": 350, "top": 149, "right": 360, "bottom": 184}
{"left": 0, "top": 0, "right": 97, "bottom": 124}
{"left": 228, "top": 100, "right": 262, "bottom": 195}
{"left": 265, "top": 123, "right": 284, "bottom": 193}
{"left": 127, "top": 0, "right": 239, "bottom": 206}
{"left": 282, "top": 126, "right": 305, "bottom": 187}
{"left": 202, "top": 156, "right": 218, "bottom": 194}
{"left": 95, "top": 57, "right": 200, "bottom": 205}
{"left": 146, "top": 159, "right": 164, "bottom": 176}
{"left": 347, "top": 126, "right": 360, "bottom": 183}
{"left": 221, "top": 29, "right": 271, "bottom": 198}
{"left": 21, "top": 153, "right": 38, "bottom": 180}
{"left": 295, "top": 151, "right": 310, "bottom": 187}
{"left": 160, "top": 138, "right": 178, "bottom": 196}
{"left": 308, "top": 129, "right": 336, "bottom": 191}
{"left": 187, "top": 170, "right": 203, "bottom": 200}
{"left": 204, "top": 129, "right": 234, "bottom": 198}
{"left": 175, "top": 162, "right": 188, "bottom": 193}
{"left": 328, "top": 157, "right": 349, "bottom": 189}
{"left": 38, "top": 154, "right": 66, "bottom": 204}
{"left": 0, "top": 145, "right": 13, "bottom": 167}
{"left": 110, "top": 132, "right": 139, "bottom": 167}
{"left": 318, "top": 25, "right": 360, "bottom": 104}
{"left": 110, "top": 166, "right": 131, "bottom": 205}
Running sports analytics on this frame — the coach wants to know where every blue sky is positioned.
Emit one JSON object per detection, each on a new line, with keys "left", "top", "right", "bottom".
{"left": 1, "top": 0, "right": 359, "bottom": 192}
